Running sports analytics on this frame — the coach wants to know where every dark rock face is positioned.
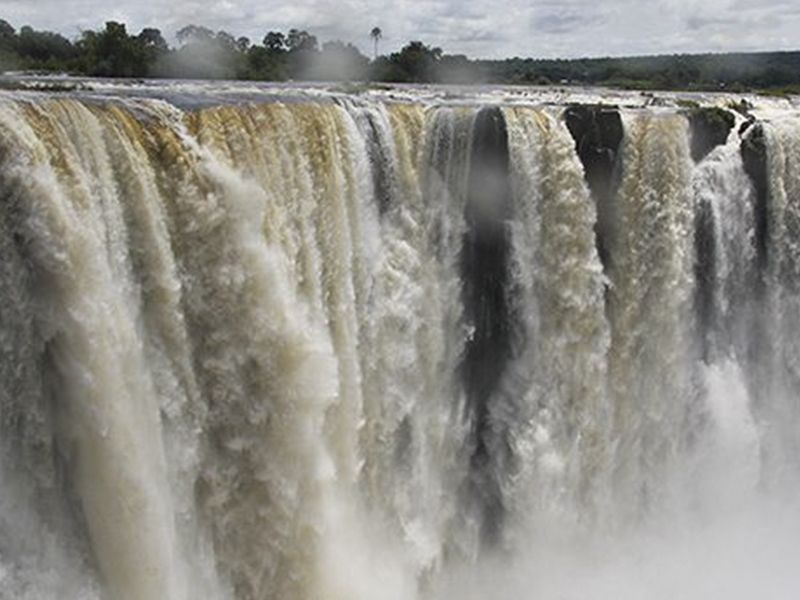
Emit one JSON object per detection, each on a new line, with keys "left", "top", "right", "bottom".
{"left": 362, "top": 112, "right": 394, "bottom": 215}
{"left": 686, "top": 107, "right": 736, "bottom": 162}
{"left": 460, "top": 106, "right": 515, "bottom": 545}
{"left": 694, "top": 198, "right": 717, "bottom": 363}
{"left": 564, "top": 105, "right": 624, "bottom": 268}
{"left": 741, "top": 123, "right": 769, "bottom": 275}
{"left": 739, "top": 116, "right": 756, "bottom": 137}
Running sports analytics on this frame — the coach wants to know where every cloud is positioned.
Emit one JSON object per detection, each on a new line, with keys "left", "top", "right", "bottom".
{"left": 685, "top": 15, "right": 740, "bottom": 31}
{"left": 729, "top": 0, "right": 794, "bottom": 10}
{"left": 532, "top": 9, "right": 604, "bottom": 35}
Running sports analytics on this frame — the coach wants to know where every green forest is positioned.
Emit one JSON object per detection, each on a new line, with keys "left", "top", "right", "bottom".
{"left": 1, "top": 19, "right": 800, "bottom": 93}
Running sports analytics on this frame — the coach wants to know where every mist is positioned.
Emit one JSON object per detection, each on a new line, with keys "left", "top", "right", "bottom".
{"left": 432, "top": 499, "right": 800, "bottom": 600}
{"left": 431, "top": 360, "right": 800, "bottom": 600}
{"left": 156, "top": 40, "right": 238, "bottom": 79}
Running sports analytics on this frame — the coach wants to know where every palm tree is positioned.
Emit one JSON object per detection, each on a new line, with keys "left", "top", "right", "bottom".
{"left": 370, "top": 27, "right": 382, "bottom": 60}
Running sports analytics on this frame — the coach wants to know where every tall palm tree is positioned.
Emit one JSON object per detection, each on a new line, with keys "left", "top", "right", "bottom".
{"left": 370, "top": 27, "right": 382, "bottom": 60}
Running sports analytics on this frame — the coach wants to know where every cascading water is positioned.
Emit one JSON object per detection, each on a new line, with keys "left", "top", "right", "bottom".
{"left": 0, "top": 84, "right": 799, "bottom": 600}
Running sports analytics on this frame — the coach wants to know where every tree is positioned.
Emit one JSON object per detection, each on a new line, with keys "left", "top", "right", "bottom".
{"left": 0, "top": 18, "right": 15, "bottom": 71}
{"left": 18, "top": 25, "right": 75, "bottom": 63}
{"left": 286, "top": 29, "right": 318, "bottom": 53}
{"left": 285, "top": 29, "right": 318, "bottom": 79}
{"left": 236, "top": 36, "right": 250, "bottom": 53}
{"left": 246, "top": 45, "right": 287, "bottom": 80}
{"left": 370, "top": 26, "right": 382, "bottom": 59}
{"left": 78, "top": 21, "right": 145, "bottom": 77}
{"left": 380, "top": 40, "right": 442, "bottom": 82}
{"left": 137, "top": 28, "right": 167, "bottom": 51}
{"left": 263, "top": 31, "right": 286, "bottom": 53}
{"left": 135, "top": 28, "right": 168, "bottom": 71}
{"left": 0, "top": 19, "right": 15, "bottom": 48}
{"left": 176, "top": 24, "right": 214, "bottom": 45}
{"left": 215, "top": 30, "right": 237, "bottom": 51}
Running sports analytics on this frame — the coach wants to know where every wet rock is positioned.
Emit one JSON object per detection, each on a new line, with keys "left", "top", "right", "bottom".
{"left": 685, "top": 107, "right": 736, "bottom": 162}
{"left": 694, "top": 198, "right": 717, "bottom": 363}
{"left": 738, "top": 115, "right": 756, "bottom": 136}
{"left": 564, "top": 104, "right": 624, "bottom": 268}
{"left": 741, "top": 123, "right": 768, "bottom": 273}
{"left": 461, "top": 106, "right": 515, "bottom": 547}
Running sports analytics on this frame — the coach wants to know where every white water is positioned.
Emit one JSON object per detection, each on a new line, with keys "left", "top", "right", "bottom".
{"left": 0, "top": 88, "right": 798, "bottom": 599}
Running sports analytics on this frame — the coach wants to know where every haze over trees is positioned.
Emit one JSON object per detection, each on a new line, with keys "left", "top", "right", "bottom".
{"left": 1, "top": 18, "right": 800, "bottom": 93}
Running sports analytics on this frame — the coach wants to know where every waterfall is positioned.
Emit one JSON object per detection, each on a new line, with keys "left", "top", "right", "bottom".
{"left": 1, "top": 90, "right": 799, "bottom": 600}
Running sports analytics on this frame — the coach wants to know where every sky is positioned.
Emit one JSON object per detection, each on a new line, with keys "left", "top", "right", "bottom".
{"left": 1, "top": 0, "right": 800, "bottom": 59}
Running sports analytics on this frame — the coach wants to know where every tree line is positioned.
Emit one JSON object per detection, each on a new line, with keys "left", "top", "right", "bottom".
{"left": 1, "top": 19, "right": 800, "bottom": 92}
{"left": 0, "top": 20, "right": 447, "bottom": 82}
